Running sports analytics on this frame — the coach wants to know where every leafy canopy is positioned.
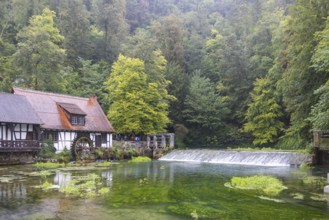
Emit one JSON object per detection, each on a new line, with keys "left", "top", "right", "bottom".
{"left": 183, "top": 71, "right": 230, "bottom": 130}
{"left": 13, "top": 8, "right": 67, "bottom": 92}
{"left": 106, "top": 54, "right": 174, "bottom": 134}
{"left": 243, "top": 78, "right": 283, "bottom": 145}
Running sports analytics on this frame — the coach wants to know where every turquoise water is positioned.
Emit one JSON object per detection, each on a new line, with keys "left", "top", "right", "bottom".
{"left": 1, "top": 161, "right": 329, "bottom": 219}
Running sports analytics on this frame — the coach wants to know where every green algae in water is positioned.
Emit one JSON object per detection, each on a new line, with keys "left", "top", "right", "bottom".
{"left": 59, "top": 173, "right": 110, "bottom": 198}
{"left": 310, "top": 193, "right": 329, "bottom": 202}
{"left": 167, "top": 202, "right": 227, "bottom": 219}
{"left": 302, "top": 176, "right": 327, "bottom": 189}
{"left": 258, "top": 196, "right": 284, "bottom": 203}
{"left": 34, "top": 181, "right": 60, "bottom": 191}
{"left": 129, "top": 156, "right": 152, "bottom": 163}
{"left": 33, "top": 162, "right": 65, "bottom": 170}
{"left": 2, "top": 162, "right": 329, "bottom": 220}
{"left": 95, "top": 161, "right": 120, "bottom": 167}
{"left": 290, "top": 192, "right": 304, "bottom": 200}
{"left": 225, "top": 175, "right": 287, "bottom": 196}
{"left": 0, "top": 175, "right": 26, "bottom": 183}
{"left": 107, "top": 178, "right": 172, "bottom": 207}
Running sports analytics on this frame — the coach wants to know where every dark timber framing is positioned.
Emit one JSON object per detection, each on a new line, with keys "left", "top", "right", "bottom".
{"left": 0, "top": 93, "right": 42, "bottom": 155}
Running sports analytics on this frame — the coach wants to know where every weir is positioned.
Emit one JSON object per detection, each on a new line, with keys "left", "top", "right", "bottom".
{"left": 159, "top": 150, "right": 310, "bottom": 167}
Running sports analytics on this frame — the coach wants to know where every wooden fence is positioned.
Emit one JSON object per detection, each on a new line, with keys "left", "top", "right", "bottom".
{"left": 0, "top": 140, "right": 40, "bottom": 152}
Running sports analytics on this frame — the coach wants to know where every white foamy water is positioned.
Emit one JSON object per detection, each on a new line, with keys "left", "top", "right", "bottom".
{"left": 159, "top": 150, "right": 310, "bottom": 167}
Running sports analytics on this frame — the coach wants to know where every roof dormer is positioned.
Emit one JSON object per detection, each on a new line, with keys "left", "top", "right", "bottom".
{"left": 57, "top": 102, "right": 86, "bottom": 126}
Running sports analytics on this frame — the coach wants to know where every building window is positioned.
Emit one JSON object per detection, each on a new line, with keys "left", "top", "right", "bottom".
{"left": 101, "top": 133, "right": 107, "bottom": 144}
{"left": 71, "top": 115, "right": 85, "bottom": 126}
{"left": 71, "top": 115, "right": 78, "bottom": 125}
{"left": 78, "top": 116, "right": 85, "bottom": 125}
{"left": 41, "top": 131, "right": 59, "bottom": 143}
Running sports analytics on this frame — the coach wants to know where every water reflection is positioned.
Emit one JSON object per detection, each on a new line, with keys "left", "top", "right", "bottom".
{"left": 0, "top": 162, "right": 328, "bottom": 220}
{"left": 0, "top": 182, "right": 26, "bottom": 200}
{"left": 101, "top": 171, "right": 113, "bottom": 186}
{"left": 54, "top": 171, "right": 71, "bottom": 187}
{"left": 0, "top": 162, "right": 322, "bottom": 202}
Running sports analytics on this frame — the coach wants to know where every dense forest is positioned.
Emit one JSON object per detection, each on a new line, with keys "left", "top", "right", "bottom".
{"left": 1, "top": 0, "right": 329, "bottom": 149}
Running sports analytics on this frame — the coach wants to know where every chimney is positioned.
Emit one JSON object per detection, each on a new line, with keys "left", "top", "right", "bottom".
{"left": 88, "top": 96, "right": 97, "bottom": 104}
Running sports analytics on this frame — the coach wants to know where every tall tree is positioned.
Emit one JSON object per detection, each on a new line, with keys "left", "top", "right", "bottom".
{"left": 165, "top": 63, "right": 189, "bottom": 124}
{"left": 203, "top": 31, "right": 250, "bottom": 123}
{"left": 243, "top": 78, "right": 284, "bottom": 145}
{"left": 122, "top": 27, "right": 159, "bottom": 62}
{"left": 13, "top": 8, "right": 67, "bottom": 92}
{"left": 57, "top": 0, "right": 92, "bottom": 69}
{"left": 308, "top": 81, "right": 329, "bottom": 130}
{"left": 125, "top": 0, "right": 151, "bottom": 32}
{"left": 66, "top": 58, "right": 110, "bottom": 108}
{"left": 92, "top": 0, "right": 128, "bottom": 63}
{"left": 105, "top": 54, "right": 173, "bottom": 134}
{"left": 153, "top": 15, "right": 185, "bottom": 68}
{"left": 311, "top": 17, "right": 329, "bottom": 74}
{"left": 183, "top": 71, "right": 230, "bottom": 146}
{"left": 308, "top": 17, "right": 329, "bottom": 130}
{"left": 276, "top": 0, "right": 329, "bottom": 144}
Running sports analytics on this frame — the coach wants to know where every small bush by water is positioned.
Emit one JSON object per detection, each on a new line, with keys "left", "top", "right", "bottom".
{"left": 39, "top": 139, "right": 57, "bottom": 159}
{"left": 225, "top": 175, "right": 287, "bottom": 196}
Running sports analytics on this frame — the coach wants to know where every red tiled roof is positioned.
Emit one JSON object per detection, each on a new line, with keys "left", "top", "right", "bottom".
{"left": 12, "top": 87, "right": 115, "bottom": 133}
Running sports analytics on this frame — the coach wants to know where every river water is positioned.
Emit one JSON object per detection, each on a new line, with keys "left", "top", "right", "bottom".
{"left": 0, "top": 161, "right": 329, "bottom": 219}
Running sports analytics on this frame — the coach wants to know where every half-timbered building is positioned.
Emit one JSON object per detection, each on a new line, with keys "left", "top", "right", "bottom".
{"left": 0, "top": 93, "right": 42, "bottom": 151}
{"left": 0, "top": 93, "right": 42, "bottom": 163}
{"left": 11, "top": 87, "right": 115, "bottom": 153}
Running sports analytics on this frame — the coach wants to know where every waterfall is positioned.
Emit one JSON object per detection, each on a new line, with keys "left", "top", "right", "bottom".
{"left": 159, "top": 150, "right": 310, "bottom": 167}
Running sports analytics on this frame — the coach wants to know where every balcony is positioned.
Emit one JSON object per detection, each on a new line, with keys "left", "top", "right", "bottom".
{"left": 0, "top": 140, "right": 40, "bottom": 152}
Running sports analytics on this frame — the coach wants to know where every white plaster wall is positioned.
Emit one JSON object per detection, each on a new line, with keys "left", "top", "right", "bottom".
{"left": 89, "top": 133, "right": 95, "bottom": 146}
{"left": 14, "top": 124, "right": 20, "bottom": 140}
{"left": 54, "top": 131, "right": 112, "bottom": 152}
{"left": 7, "top": 129, "right": 11, "bottom": 140}
{"left": 54, "top": 131, "right": 77, "bottom": 152}
{"left": 21, "top": 132, "right": 27, "bottom": 140}
{"left": 21, "top": 124, "right": 27, "bottom": 131}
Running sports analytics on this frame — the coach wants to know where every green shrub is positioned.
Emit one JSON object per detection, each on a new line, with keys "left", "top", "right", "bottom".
{"left": 55, "top": 147, "right": 71, "bottom": 164}
{"left": 111, "top": 142, "right": 142, "bottom": 160}
{"left": 274, "top": 135, "right": 307, "bottom": 150}
{"left": 39, "top": 138, "right": 57, "bottom": 159}
{"left": 127, "top": 147, "right": 139, "bottom": 158}
{"left": 95, "top": 148, "right": 104, "bottom": 159}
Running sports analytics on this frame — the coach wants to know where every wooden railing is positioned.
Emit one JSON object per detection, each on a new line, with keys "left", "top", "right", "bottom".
{"left": 0, "top": 140, "right": 40, "bottom": 152}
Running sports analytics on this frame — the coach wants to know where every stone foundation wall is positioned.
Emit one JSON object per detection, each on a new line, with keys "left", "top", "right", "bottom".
{"left": 0, "top": 152, "right": 36, "bottom": 165}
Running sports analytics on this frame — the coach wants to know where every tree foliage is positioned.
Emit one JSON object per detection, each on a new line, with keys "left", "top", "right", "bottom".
{"left": 106, "top": 55, "right": 173, "bottom": 134}
{"left": 308, "top": 81, "right": 329, "bottom": 130}
{"left": 1, "top": 0, "right": 328, "bottom": 148}
{"left": 183, "top": 72, "right": 230, "bottom": 146}
{"left": 243, "top": 78, "right": 283, "bottom": 145}
{"left": 276, "top": 0, "right": 329, "bottom": 144}
{"left": 13, "top": 8, "right": 67, "bottom": 92}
